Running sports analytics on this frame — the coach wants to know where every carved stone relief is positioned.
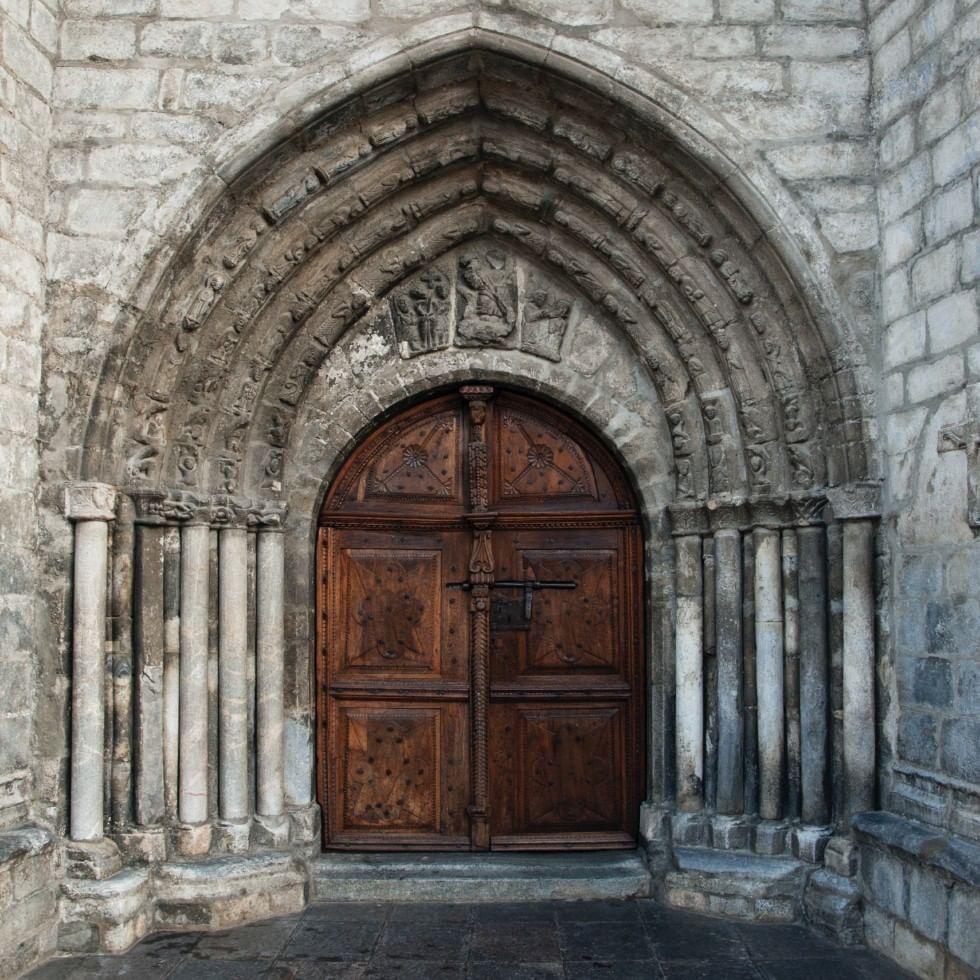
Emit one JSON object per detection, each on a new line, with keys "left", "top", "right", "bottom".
{"left": 390, "top": 268, "right": 451, "bottom": 357}
{"left": 456, "top": 249, "right": 517, "bottom": 348}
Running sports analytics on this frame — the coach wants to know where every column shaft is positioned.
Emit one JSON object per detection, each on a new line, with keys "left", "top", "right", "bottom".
{"left": 179, "top": 523, "right": 210, "bottom": 824}
{"left": 256, "top": 529, "right": 285, "bottom": 818}
{"left": 754, "top": 528, "right": 785, "bottom": 821}
{"left": 71, "top": 519, "right": 110, "bottom": 841}
{"left": 219, "top": 527, "right": 249, "bottom": 821}
{"left": 163, "top": 526, "right": 181, "bottom": 818}
{"left": 714, "top": 529, "right": 743, "bottom": 815}
{"left": 742, "top": 534, "right": 759, "bottom": 816}
{"left": 110, "top": 497, "right": 134, "bottom": 829}
{"left": 782, "top": 530, "right": 801, "bottom": 822}
{"left": 675, "top": 535, "right": 704, "bottom": 811}
{"left": 134, "top": 523, "right": 165, "bottom": 825}
{"left": 842, "top": 520, "right": 876, "bottom": 821}
{"left": 799, "top": 526, "right": 829, "bottom": 825}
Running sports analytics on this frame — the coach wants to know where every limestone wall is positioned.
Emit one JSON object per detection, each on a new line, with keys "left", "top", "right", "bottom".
{"left": 872, "top": 0, "right": 980, "bottom": 839}
{"left": 0, "top": 0, "right": 57, "bottom": 833}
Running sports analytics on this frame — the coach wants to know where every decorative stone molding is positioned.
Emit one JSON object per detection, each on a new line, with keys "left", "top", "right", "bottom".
{"left": 825, "top": 481, "right": 882, "bottom": 521}
{"left": 64, "top": 483, "right": 116, "bottom": 522}
{"left": 130, "top": 489, "right": 259, "bottom": 527}
{"left": 247, "top": 499, "right": 288, "bottom": 529}
{"left": 667, "top": 493, "right": 830, "bottom": 536}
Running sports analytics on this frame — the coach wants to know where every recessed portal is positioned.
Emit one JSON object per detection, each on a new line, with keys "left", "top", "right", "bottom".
{"left": 316, "top": 386, "right": 644, "bottom": 851}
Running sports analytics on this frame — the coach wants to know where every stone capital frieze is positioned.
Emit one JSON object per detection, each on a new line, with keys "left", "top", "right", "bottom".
{"left": 64, "top": 482, "right": 117, "bottom": 522}
{"left": 246, "top": 499, "right": 288, "bottom": 529}
{"left": 825, "top": 481, "right": 882, "bottom": 521}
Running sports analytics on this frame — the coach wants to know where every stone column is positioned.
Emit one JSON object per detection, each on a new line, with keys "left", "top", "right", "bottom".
{"left": 754, "top": 526, "right": 784, "bottom": 822}
{"left": 110, "top": 494, "right": 135, "bottom": 830}
{"left": 714, "top": 527, "right": 743, "bottom": 816}
{"left": 179, "top": 504, "right": 211, "bottom": 846}
{"left": 674, "top": 535, "right": 704, "bottom": 811}
{"left": 65, "top": 483, "right": 116, "bottom": 842}
{"left": 782, "top": 530, "right": 801, "bottom": 822}
{"left": 252, "top": 503, "right": 288, "bottom": 844}
{"left": 218, "top": 512, "right": 250, "bottom": 841}
{"left": 799, "top": 524, "right": 829, "bottom": 826}
{"left": 828, "top": 484, "right": 880, "bottom": 824}
{"left": 132, "top": 495, "right": 166, "bottom": 828}
{"left": 162, "top": 525, "right": 181, "bottom": 819}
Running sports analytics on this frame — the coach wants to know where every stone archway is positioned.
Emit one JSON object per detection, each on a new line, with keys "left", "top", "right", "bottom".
{"left": 60, "top": 40, "right": 880, "bottom": 931}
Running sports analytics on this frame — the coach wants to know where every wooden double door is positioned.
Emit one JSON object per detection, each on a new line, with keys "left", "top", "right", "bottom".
{"left": 317, "top": 387, "right": 643, "bottom": 850}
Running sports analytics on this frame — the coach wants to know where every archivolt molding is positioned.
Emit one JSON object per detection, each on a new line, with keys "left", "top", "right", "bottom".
{"left": 88, "top": 49, "right": 871, "bottom": 507}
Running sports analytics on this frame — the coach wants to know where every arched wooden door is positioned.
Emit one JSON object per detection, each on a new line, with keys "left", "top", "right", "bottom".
{"left": 317, "top": 386, "right": 643, "bottom": 850}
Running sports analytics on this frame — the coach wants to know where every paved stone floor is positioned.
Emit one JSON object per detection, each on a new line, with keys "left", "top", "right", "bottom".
{"left": 26, "top": 900, "right": 913, "bottom": 979}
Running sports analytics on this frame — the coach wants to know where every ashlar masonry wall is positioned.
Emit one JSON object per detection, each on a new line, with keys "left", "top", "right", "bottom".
{"left": 0, "top": 0, "right": 62, "bottom": 975}
{"left": 867, "top": 0, "right": 980, "bottom": 977}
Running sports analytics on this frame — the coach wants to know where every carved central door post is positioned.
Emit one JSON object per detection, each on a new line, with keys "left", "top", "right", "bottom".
{"left": 462, "top": 385, "right": 495, "bottom": 850}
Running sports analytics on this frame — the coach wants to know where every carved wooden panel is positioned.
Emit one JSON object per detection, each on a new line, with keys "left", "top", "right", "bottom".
{"left": 365, "top": 411, "right": 459, "bottom": 501}
{"left": 339, "top": 549, "right": 441, "bottom": 672}
{"left": 522, "top": 551, "right": 616, "bottom": 671}
{"left": 497, "top": 408, "right": 598, "bottom": 501}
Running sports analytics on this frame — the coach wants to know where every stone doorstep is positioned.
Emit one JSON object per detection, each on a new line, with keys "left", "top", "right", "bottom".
{"left": 311, "top": 850, "right": 652, "bottom": 902}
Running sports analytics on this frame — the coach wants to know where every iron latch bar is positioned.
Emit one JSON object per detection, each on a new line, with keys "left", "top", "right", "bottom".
{"left": 446, "top": 579, "right": 576, "bottom": 620}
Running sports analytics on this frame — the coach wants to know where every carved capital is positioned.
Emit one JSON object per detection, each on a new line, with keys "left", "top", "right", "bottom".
{"left": 666, "top": 501, "right": 709, "bottom": 537}
{"left": 789, "top": 493, "right": 829, "bottom": 526}
{"left": 826, "top": 481, "right": 882, "bottom": 521}
{"left": 706, "top": 497, "right": 749, "bottom": 532}
{"left": 746, "top": 495, "right": 791, "bottom": 529}
{"left": 209, "top": 495, "right": 251, "bottom": 528}
{"left": 64, "top": 482, "right": 116, "bottom": 522}
{"left": 247, "top": 499, "right": 288, "bottom": 529}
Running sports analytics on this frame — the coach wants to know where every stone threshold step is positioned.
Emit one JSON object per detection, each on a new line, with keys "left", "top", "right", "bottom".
{"left": 312, "top": 850, "right": 652, "bottom": 902}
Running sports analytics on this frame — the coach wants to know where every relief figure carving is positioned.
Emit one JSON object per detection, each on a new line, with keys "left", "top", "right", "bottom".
{"left": 521, "top": 289, "right": 571, "bottom": 362}
{"left": 391, "top": 269, "right": 451, "bottom": 357}
{"left": 455, "top": 250, "right": 516, "bottom": 347}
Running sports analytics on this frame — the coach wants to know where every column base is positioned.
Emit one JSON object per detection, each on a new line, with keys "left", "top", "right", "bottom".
{"left": 172, "top": 822, "right": 213, "bottom": 857}
{"left": 252, "top": 813, "right": 289, "bottom": 848}
{"left": 803, "top": 868, "right": 864, "bottom": 946}
{"left": 64, "top": 838, "right": 123, "bottom": 881}
{"left": 287, "top": 803, "right": 321, "bottom": 847}
{"left": 214, "top": 820, "right": 252, "bottom": 854}
{"left": 639, "top": 803, "right": 673, "bottom": 872}
{"left": 711, "top": 814, "right": 755, "bottom": 851}
{"left": 112, "top": 827, "right": 167, "bottom": 864}
{"left": 824, "top": 834, "right": 859, "bottom": 877}
{"left": 671, "top": 811, "right": 711, "bottom": 846}
{"left": 754, "top": 821, "right": 789, "bottom": 856}
{"left": 791, "top": 825, "right": 832, "bottom": 863}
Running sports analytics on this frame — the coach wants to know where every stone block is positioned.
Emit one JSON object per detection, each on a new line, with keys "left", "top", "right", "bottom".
{"left": 820, "top": 211, "right": 879, "bottom": 253}
{"left": 2, "top": 20, "right": 53, "bottom": 98}
{"left": 873, "top": 27, "right": 911, "bottom": 85}
{"left": 718, "top": 0, "right": 774, "bottom": 20}
{"left": 172, "top": 822, "right": 213, "bottom": 857}
{"left": 912, "top": 241, "right": 961, "bottom": 306}
{"left": 919, "top": 78, "right": 964, "bottom": 146}
{"left": 767, "top": 141, "right": 874, "bottom": 180}
{"left": 883, "top": 212, "right": 922, "bottom": 269}
{"left": 869, "top": 0, "right": 919, "bottom": 49}
{"left": 880, "top": 152, "right": 932, "bottom": 222}
{"left": 927, "top": 290, "right": 979, "bottom": 354}
{"left": 252, "top": 812, "right": 289, "bottom": 847}
{"left": 671, "top": 811, "right": 711, "bottom": 846}
{"left": 911, "top": 656, "right": 954, "bottom": 707}
{"left": 64, "top": 839, "right": 123, "bottom": 881}
{"left": 782, "top": 0, "right": 862, "bottom": 20}
{"left": 665, "top": 886, "right": 710, "bottom": 912}
{"left": 909, "top": 866, "right": 949, "bottom": 943}
{"left": 761, "top": 25, "right": 864, "bottom": 57}
{"left": 113, "top": 828, "right": 167, "bottom": 864}
{"left": 861, "top": 847, "right": 908, "bottom": 918}
{"left": 933, "top": 112, "right": 980, "bottom": 187}
{"left": 88, "top": 143, "right": 199, "bottom": 187}
{"left": 924, "top": 179, "right": 974, "bottom": 247}
{"left": 863, "top": 903, "right": 895, "bottom": 955}
{"left": 883, "top": 311, "right": 926, "bottom": 369}
{"left": 926, "top": 597, "right": 980, "bottom": 655}
{"left": 160, "top": 0, "right": 234, "bottom": 13}
{"left": 804, "top": 868, "right": 864, "bottom": 944}
{"left": 941, "top": 718, "right": 980, "bottom": 784}
{"left": 61, "top": 20, "right": 137, "bottom": 61}
{"left": 619, "top": 0, "right": 713, "bottom": 21}
{"left": 898, "top": 711, "right": 939, "bottom": 767}
{"left": 53, "top": 67, "right": 159, "bottom": 110}
{"left": 962, "top": 230, "right": 980, "bottom": 284}
{"left": 711, "top": 815, "right": 754, "bottom": 851}
{"left": 894, "top": 918, "right": 946, "bottom": 978}
{"left": 792, "top": 826, "right": 831, "bottom": 864}
{"left": 214, "top": 820, "right": 251, "bottom": 854}
{"left": 213, "top": 24, "right": 269, "bottom": 64}
{"left": 139, "top": 21, "right": 213, "bottom": 59}
{"left": 825, "top": 836, "right": 859, "bottom": 877}
{"left": 949, "top": 884, "right": 980, "bottom": 968}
